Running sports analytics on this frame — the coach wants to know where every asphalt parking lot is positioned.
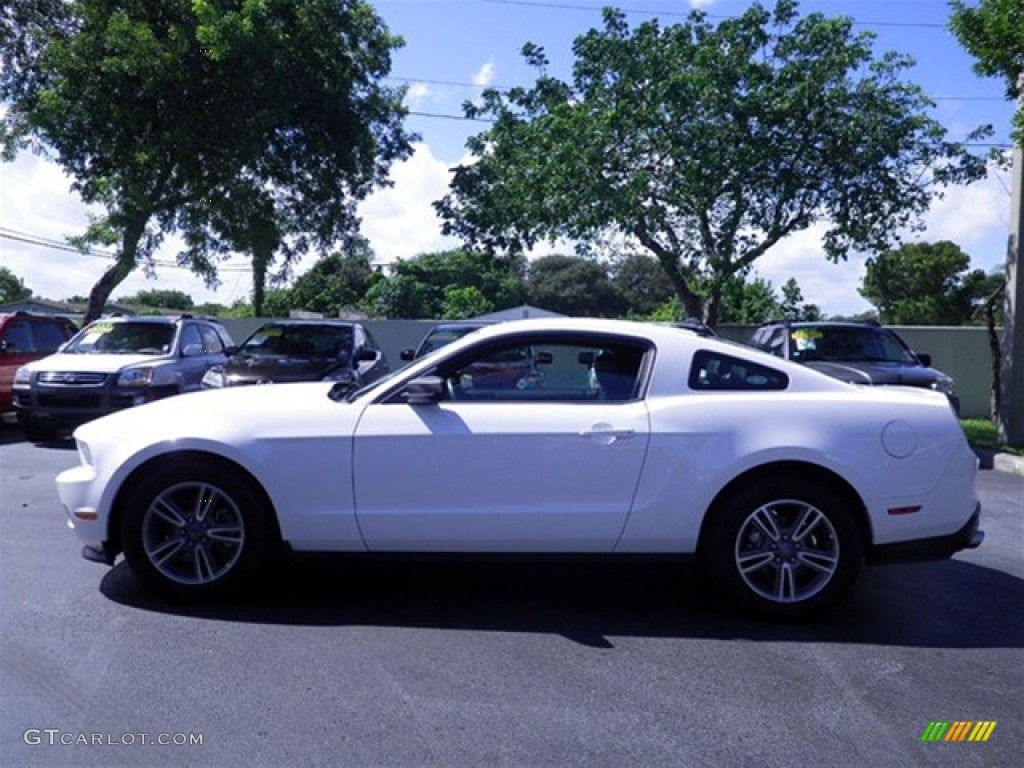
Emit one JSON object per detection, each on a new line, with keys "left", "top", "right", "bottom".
{"left": 0, "top": 423, "right": 1021, "bottom": 767}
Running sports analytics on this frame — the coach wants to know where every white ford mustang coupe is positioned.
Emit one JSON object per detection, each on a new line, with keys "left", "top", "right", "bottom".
{"left": 56, "top": 318, "right": 982, "bottom": 617}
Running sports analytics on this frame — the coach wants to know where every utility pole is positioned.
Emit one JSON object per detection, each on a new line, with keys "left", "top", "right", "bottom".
{"left": 999, "top": 75, "right": 1024, "bottom": 445}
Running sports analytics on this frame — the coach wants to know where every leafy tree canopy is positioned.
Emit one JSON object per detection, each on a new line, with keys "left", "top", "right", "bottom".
{"left": 0, "top": 266, "right": 33, "bottom": 303}
{"left": 526, "top": 254, "right": 624, "bottom": 317}
{"left": 116, "top": 288, "right": 194, "bottom": 311}
{"left": 611, "top": 254, "right": 675, "bottom": 317}
{"left": 273, "top": 236, "right": 380, "bottom": 317}
{"left": 1, "top": 0, "right": 414, "bottom": 323}
{"left": 436, "top": 0, "right": 989, "bottom": 326}
{"left": 951, "top": 0, "right": 1024, "bottom": 148}
{"left": 367, "top": 249, "right": 527, "bottom": 319}
{"left": 859, "top": 240, "right": 999, "bottom": 324}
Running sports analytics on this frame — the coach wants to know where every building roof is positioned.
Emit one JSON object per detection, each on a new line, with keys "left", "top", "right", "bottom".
{"left": 471, "top": 304, "right": 565, "bottom": 322}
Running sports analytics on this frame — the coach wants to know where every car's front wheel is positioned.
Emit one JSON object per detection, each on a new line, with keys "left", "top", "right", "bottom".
{"left": 121, "top": 462, "right": 274, "bottom": 600}
{"left": 704, "top": 480, "right": 862, "bottom": 618}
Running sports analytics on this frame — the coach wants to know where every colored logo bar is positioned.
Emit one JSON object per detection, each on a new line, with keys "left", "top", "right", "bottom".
{"left": 921, "top": 721, "right": 997, "bottom": 742}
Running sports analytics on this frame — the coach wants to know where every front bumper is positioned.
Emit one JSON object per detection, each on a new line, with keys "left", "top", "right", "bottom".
{"left": 868, "top": 503, "right": 983, "bottom": 564}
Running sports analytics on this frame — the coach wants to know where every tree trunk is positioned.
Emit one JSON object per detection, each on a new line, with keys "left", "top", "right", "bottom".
{"left": 83, "top": 213, "right": 149, "bottom": 325}
{"left": 251, "top": 246, "right": 269, "bottom": 318}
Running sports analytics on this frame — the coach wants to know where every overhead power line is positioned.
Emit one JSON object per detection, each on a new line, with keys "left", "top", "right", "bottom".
{"left": 0, "top": 226, "right": 253, "bottom": 273}
{"left": 482, "top": 0, "right": 950, "bottom": 28}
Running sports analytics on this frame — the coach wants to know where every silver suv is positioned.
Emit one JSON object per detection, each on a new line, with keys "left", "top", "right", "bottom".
{"left": 13, "top": 314, "right": 234, "bottom": 442}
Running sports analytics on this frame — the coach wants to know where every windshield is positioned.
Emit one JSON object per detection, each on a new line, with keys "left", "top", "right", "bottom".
{"left": 64, "top": 321, "right": 175, "bottom": 355}
{"left": 790, "top": 326, "right": 917, "bottom": 364}
{"left": 239, "top": 324, "right": 354, "bottom": 359}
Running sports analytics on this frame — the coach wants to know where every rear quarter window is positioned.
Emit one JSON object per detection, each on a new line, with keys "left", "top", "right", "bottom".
{"left": 689, "top": 350, "right": 788, "bottom": 391}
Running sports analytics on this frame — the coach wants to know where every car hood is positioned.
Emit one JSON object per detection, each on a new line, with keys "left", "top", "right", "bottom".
{"left": 23, "top": 352, "right": 165, "bottom": 373}
{"left": 74, "top": 382, "right": 358, "bottom": 446}
{"left": 806, "top": 361, "right": 943, "bottom": 387}
{"left": 221, "top": 354, "right": 348, "bottom": 384}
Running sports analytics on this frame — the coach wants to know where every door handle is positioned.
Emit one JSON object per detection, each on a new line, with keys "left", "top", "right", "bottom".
{"left": 579, "top": 426, "right": 635, "bottom": 444}
{"left": 579, "top": 428, "right": 635, "bottom": 437}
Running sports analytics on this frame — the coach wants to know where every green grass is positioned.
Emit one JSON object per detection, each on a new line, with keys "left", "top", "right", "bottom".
{"left": 960, "top": 419, "right": 1024, "bottom": 456}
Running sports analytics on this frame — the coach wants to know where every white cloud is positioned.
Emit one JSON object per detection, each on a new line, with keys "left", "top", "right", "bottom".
{"left": 357, "top": 142, "right": 460, "bottom": 264}
{"left": 689, "top": 0, "right": 718, "bottom": 9}
{"left": 472, "top": 61, "right": 496, "bottom": 89}
{"left": 404, "top": 81, "right": 433, "bottom": 109}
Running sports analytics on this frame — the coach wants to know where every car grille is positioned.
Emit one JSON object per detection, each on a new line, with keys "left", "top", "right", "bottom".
{"left": 38, "top": 372, "right": 108, "bottom": 385}
{"left": 37, "top": 393, "right": 102, "bottom": 408}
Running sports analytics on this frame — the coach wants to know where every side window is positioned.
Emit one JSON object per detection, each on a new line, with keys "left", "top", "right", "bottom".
{"left": 1, "top": 320, "right": 35, "bottom": 352}
{"left": 179, "top": 324, "right": 202, "bottom": 353}
{"left": 442, "top": 338, "right": 647, "bottom": 403}
{"left": 199, "top": 325, "right": 224, "bottom": 354}
{"left": 32, "top": 321, "right": 71, "bottom": 353}
{"left": 689, "top": 350, "right": 788, "bottom": 391}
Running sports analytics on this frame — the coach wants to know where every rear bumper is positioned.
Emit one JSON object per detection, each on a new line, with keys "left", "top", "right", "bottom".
{"left": 868, "top": 503, "right": 983, "bottom": 564}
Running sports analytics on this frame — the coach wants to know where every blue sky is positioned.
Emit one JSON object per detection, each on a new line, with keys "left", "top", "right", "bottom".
{"left": 0, "top": 0, "right": 1016, "bottom": 316}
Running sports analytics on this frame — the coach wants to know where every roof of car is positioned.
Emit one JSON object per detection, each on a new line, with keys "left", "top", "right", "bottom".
{"left": 758, "top": 319, "right": 882, "bottom": 329}
{"left": 91, "top": 314, "right": 223, "bottom": 324}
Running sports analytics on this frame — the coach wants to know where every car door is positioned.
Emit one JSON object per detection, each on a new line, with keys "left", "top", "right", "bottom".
{"left": 352, "top": 333, "right": 652, "bottom": 552}
{"left": 176, "top": 322, "right": 224, "bottom": 391}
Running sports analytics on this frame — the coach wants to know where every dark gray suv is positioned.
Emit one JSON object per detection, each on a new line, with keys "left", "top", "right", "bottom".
{"left": 749, "top": 320, "right": 959, "bottom": 414}
{"left": 13, "top": 314, "right": 234, "bottom": 441}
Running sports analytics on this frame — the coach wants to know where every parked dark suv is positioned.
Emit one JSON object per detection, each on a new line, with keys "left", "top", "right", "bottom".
{"left": 13, "top": 314, "right": 234, "bottom": 441}
{"left": 749, "top": 320, "right": 959, "bottom": 413}
{"left": 0, "top": 312, "right": 78, "bottom": 413}
{"left": 200, "top": 320, "right": 389, "bottom": 389}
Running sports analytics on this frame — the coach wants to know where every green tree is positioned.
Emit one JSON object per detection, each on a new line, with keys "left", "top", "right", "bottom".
{"left": 526, "top": 254, "right": 623, "bottom": 317}
{"left": 779, "top": 277, "right": 822, "bottom": 321}
{"left": 1, "top": 1, "right": 413, "bottom": 323}
{"left": 0, "top": 266, "right": 32, "bottom": 302}
{"left": 717, "top": 275, "right": 782, "bottom": 325}
{"left": 612, "top": 253, "right": 674, "bottom": 317}
{"left": 116, "top": 288, "right": 193, "bottom": 310}
{"left": 951, "top": 0, "right": 1024, "bottom": 149}
{"left": 436, "top": 0, "right": 988, "bottom": 326}
{"left": 860, "top": 241, "right": 992, "bottom": 324}
{"left": 364, "top": 274, "right": 436, "bottom": 319}
{"left": 282, "top": 237, "right": 380, "bottom": 316}
{"left": 442, "top": 286, "right": 493, "bottom": 319}
{"left": 365, "top": 249, "right": 527, "bottom": 318}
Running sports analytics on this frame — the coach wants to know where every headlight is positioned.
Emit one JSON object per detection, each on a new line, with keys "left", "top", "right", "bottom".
{"left": 201, "top": 368, "right": 225, "bottom": 389}
{"left": 117, "top": 367, "right": 154, "bottom": 388}
{"left": 13, "top": 367, "right": 32, "bottom": 387}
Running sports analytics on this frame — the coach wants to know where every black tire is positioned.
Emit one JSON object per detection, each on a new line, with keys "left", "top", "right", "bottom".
{"left": 23, "top": 420, "right": 58, "bottom": 443}
{"left": 120, "top": 460, "right": 274, "bottom": 601}
{"left": 704, "top": 479, "right": 862, "bottom": 619}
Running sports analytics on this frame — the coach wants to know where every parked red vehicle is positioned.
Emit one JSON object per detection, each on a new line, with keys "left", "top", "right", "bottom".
{"left": 0, "top": 312, "right": 77, "bottom": 413}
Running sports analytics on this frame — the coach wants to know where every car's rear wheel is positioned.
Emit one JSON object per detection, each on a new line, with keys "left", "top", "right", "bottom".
{"left": 705, "top": 480, "right": 861, "bottom": 618}
{"left": 121, "top": 462, "right": 273, "bottom": 600}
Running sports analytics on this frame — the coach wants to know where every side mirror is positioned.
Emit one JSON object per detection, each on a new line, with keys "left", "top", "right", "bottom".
{"left": 404, "top": 376, "right": 445, "bottom": 405}
{"left": 400, "top": 348, "right": 416, "bottom": 361}
{"left": 224, "top": 345, "right": 238, "bottom": 356}
{"left": 916, "top": 352, "right": 932, "bottom": 367}
{"left": 355, "top": 348, "right": 377, "bottom": 364}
